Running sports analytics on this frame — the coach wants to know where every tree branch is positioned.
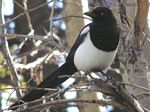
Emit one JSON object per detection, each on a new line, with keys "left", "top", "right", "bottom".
{"left": 93, "top": 79, "right": 147, "bottom": 112}
{"left": 0, "top": 0, "right": 22, "bottom": 99}
{"left": 23, "top": 0, "right": 34, "bottom": 33}
{"left": 134, "top": 0, "right": 149, "bottom": 42}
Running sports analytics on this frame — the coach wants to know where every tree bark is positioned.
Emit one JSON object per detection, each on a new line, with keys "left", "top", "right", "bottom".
{"left": 64, "top": 0, "right": 84, "bottom": 47}
{"left": 113, "top": 0, "right": 150, "bottom": 110}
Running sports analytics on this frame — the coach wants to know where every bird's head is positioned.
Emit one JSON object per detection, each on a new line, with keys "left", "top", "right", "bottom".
{"left": 84, "top": 7, "right": 116, "bottom": 23}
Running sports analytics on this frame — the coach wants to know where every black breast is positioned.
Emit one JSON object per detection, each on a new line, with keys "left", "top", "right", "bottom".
{"left": 90, "top": 23, "right": 119, "bottom": 52}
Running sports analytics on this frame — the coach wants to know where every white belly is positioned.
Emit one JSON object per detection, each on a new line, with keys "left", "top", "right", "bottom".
{"left": 74, "top": 34, "right": 117, "bottom": 72}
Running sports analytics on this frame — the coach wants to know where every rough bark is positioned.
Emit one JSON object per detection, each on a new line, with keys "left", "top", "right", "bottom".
{"left": 112, "top": 0, "right": 150, "bottom": 110}
{"left": 144, "top": 21, "right": 150, "bottom": 69}
{"left": 99, "top": 0, "right": 150, "bottom": 110}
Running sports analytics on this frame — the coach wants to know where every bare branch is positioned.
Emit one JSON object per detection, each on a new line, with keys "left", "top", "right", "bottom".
{"left": 134, "top": 0, "right": 149, "bottom": 42}
{"left": 0, "top": 0, "right": 22, "bottom": 98}
{"left": 93, "top": 79, "right": 146, "bottom": 112}
{"left": 8, "top": 98, "right": 121, "bottom": 111}
{"left": 0, "top": 87, "right": 58, "bottom": 92}
{"left": 23, "top": 0, "right": 34, "bottom": 32}
{"left": 52, "top": 15, "right": 92, "bottom": 21}
{"left": 118, "top": 0, "right": 131, "bottom": 27}
{"left": 118, "top": 82, "right": 150, "bottom": 92}
{"left": 14, "top": 0, "right": 24, "bottom": 10}
{"left": 0, "top": 33, "right": 49, "bottom": 42}
{"left": 49, "top": 0, "right": 57, "bottom": 38}
{"left": 0, "top": 0, "right": 53, "bottom": 28}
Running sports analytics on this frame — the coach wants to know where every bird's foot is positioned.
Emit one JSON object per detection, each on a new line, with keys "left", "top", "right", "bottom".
{"left": 95, "top": 70, "right": 111, "bottom": 82}
{"left": 101, "top": 74, "right": 111, "bottom": 82}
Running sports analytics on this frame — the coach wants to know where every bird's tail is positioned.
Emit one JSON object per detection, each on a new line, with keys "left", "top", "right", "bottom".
{"left": 9, "top": 62, "right": 77, "bottom": 110}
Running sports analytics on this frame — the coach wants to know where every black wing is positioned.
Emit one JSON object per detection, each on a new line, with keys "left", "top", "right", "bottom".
{"left": 66, "top": 24, "right": 90, "bottom": 62}
{"left": 10, "top": 24, "right": 91, "bottom": 111}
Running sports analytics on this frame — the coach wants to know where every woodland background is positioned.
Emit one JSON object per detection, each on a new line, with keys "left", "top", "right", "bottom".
{"left": 0, "top": 0, "right": 150, "bottom": 112}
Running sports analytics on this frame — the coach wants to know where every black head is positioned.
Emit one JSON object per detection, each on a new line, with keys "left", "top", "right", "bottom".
{"left": 84, "top": 7, "right": 116, "bottom": 24}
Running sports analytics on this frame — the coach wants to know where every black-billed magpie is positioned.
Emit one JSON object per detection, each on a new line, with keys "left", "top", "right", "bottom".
{"left": 10, "top": 7, "right": 120, "bottom": 110}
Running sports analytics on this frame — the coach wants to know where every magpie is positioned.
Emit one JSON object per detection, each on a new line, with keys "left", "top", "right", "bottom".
{"left": 10, "top": 7, "right": 120, "bottom": 110}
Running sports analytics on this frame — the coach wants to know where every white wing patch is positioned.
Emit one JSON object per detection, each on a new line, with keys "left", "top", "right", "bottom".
{"left": 80, "top": 25, "right": 90, "bottom": 36}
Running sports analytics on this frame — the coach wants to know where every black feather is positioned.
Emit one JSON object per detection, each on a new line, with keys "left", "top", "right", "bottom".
{"left": 10, "top": 62, "right": 77, "bottom": 110}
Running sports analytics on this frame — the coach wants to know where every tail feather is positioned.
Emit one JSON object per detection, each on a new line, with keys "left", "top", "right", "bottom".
{"left": 10, "top": 62, "right": 77, "bottom": 110}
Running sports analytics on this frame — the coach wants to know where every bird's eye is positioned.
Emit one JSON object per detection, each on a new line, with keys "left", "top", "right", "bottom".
{"left": 100, "top": 12, "right": 104, "bottom": 16}
{"left": 94, "top": 10, "right": 105, "bottom": 16}
{"left": 100, "top": 12, "right": 105, "bottom": 16}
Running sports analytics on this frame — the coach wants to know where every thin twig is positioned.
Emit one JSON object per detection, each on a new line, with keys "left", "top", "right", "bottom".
{"left": 14, "top": 0, "right": 24, "bottom": 10}
{"left": 0, "top": 33, "right": 48, "bottom": 41}
{"left": 49, "top": 0, "right": 57, "bottom": 39}
{"left": 0, "top": 0, "right": 22, "bottom": 99}
{"left": 23, "top": 0, "right": 34, "bottom": 32}
{"left": 0, "top": 29, "right": 23, "bottom": 99}
{"left": 52, "top": 15, "right": 92, "bottom": 21}
{"left": 118, "top": 82, "right": 150, "bottom": 92}
{"left": 0, "top": 0, "right": 53, "bottom": 27}
{"left": 0, "top": 87, "right": 58, "bottom": 92}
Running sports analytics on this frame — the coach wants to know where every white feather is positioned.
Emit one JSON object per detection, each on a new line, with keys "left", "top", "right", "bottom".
{"left": 80, "top": 25, "right": 90, "bottom": 35}
{"left": 74, "top": 33, "right": 117, "bottom": 72}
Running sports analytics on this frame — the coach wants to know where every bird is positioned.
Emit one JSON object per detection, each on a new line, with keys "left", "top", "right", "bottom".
{"left": 10, "top": 7, "right": 120, "bottom": 110}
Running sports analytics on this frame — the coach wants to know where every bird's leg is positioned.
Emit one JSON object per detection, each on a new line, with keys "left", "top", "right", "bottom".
{"left": 89, "top": 71, "right": 110, "bottom": 82}
{"left": 98, "top": 70, "right": 111, "bottom": 82}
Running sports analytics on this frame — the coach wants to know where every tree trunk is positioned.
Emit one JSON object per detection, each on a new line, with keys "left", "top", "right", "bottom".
{"left": 64, "top": 0, "right": 84, "bottom": 47}
{"left": 144, "top": 21, "right": 150, "bottom": 69}
{"left": 0, "top": 0, "right": 3, "bottom": 33}
{"left": 111, "top": 0, "right": 150, "bottom": 110}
